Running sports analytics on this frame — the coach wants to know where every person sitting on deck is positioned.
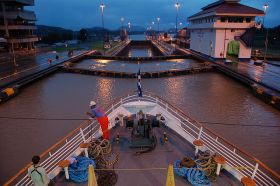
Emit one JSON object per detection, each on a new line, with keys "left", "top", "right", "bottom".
{"left": 86, "top": 101, "right": 110, "bottom": 139}
{"left": 28, "top": 155, "right": 54, "bottom": 186}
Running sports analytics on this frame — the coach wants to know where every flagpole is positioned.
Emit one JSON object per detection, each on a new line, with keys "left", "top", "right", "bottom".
{"left": 138, "top": 60, "right": 140, "bottom": 102}
{"left": 137, "top": 60, "right": 143, "bottom": 100}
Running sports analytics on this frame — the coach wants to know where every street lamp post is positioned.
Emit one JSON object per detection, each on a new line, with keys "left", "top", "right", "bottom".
{"left": 128, "top": 21, "right": 131, "bottom": 40}
{"left": 100, "top": 3, "right": 105, "bottom": 55}
{"left": 157, "top": 17, "right": 160, "bottom": 41}
{"left": 174, "top": 2, "right": 180, "bottom": 33}
{"left": 152, "top": 21, "right": 155, "bottom": 39}
{"left": 174, "top": 2, "right": 180, "bottom": 53}
{"left": 120, "top": 17, "right": 124, "bottom": 30}
{"left": 263, "top": 4, "right": 269, "bottom": 62}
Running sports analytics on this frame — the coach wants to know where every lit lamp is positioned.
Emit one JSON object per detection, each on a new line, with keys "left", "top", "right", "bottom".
{"left": 174, "top": 2, "right": 180, "bottom": 33}
{"left": 100, "top": 3, "right": 106, "bottom": 55}
{"left": 120, "top": 17, "right": 124, "bottom": 29}
{"left": 263, "top": 4, "right": 269, "bottom": 62}
{"left": 128, "top": 21, "right": 131, "bottom": 40}
{"left": 157, "top": 17, "right": 160, "bottom": 41}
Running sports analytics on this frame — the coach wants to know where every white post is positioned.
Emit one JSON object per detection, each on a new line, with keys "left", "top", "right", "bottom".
{"left": 195, "top": 146, "right": 199, "bottom": 156}
{"left": 119, "top": 114, "right": 124, "bottom": 127}
{"left": 251, "top": 163, "right": 259, "bottom": 179}
{"left": 84, "top": 148, "right": 89, "bottom": 157}
{"left": 216, "top": 164, "right": 222, "bottom": 175}
{"left": 198, "top": 127, "right": 203, "bottom": 140}
{"left": 80, "top": 128, "right": 86, "bottom": 142}
{"left": 64, "top": 167, "right": 69, "bottom": 180}
{"left": 121, "top": 98, "right": 123, "bottom": 105}
{"left": 166, "top": 103, "right": 168, "bottom": 111}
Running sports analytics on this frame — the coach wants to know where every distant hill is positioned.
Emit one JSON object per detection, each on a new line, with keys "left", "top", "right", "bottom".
{"left": 36, "top": 25, "right": 73, "bottom": 37}
{"left": 36, "top": 25, "right": 73, "bottom": 44}
{"left": 35, "top": 24, "right": 147, "bottom": 43}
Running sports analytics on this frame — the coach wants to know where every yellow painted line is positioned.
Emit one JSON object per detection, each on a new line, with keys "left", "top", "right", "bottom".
{"left": 166, "top": 164, "right": 175, "bottom": 186}
{"left": 88, "top": 164, "right": 97, "bottom": 186}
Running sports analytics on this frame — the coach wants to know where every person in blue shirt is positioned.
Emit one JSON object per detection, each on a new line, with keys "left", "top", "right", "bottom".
{"left": 87, "top": 101, "right": 109, "bottom": 139}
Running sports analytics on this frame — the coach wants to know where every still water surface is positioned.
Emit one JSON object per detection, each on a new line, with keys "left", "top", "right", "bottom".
{"left": 0, "top": 72, "right": 279, "bottom": 184}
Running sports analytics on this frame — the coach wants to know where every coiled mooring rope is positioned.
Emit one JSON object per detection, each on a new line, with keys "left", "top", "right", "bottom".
{"left": 173, "top": 160, "right": 211, "bottom": 186}
{"left": 88, "top": 139, "right": 119, "bottom": 167}
{"left": 173, "top": 150, "right": 217, "bottom": 185}
{"left": 195, "top": 150, "right": 217, "bottom": 181}
{"left": 68, "top": 156, "right": 96, "bottom": 183}
{"left": 88, "top": 139, "right": 119, "bottom": 186}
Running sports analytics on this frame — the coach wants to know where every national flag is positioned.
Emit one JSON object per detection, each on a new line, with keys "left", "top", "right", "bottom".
{"left": 137, "top": 68, "right": 143, "bottom": 97}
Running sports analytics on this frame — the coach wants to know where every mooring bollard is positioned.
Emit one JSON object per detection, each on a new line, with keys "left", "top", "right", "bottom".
{"left": 79, "top": 143, "right": 90, "bottom": 157}
{"left": 58, "top": 160, "right": 71, "bottom": 180}
{"left": 241, "top": 177, "right": 256, "bottom": 186}
{"left": 193, "top": 139, "right": 204, "bottom": 156}
{"left": 213, "top": 155, "right": 226, "bottom": 175}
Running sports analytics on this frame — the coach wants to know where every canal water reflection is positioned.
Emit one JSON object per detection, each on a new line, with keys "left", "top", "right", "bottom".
{"left": 0, "top": 72, "right": 279, "bottom": 184}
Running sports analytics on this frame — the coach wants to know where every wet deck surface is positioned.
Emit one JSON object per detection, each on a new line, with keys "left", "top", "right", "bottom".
{"left": 54, "top": 124, "right": 241, "bottom": 186}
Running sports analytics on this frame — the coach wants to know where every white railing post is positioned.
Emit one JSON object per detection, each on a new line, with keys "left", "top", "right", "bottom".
{"left": 156, "top": 97, "right": 158, "bottom": 105}
{"left": 166, "top": 103, "right": 168, "bottom": 111}
{"left": 251, "top": 163, "right": 259, "bottom": 179}
{"left": 198, "top": 127, "right": 203, "bottom": 140}
{"left": 80, "top": 128, "right": 86, "bottom": 142}
{"left": 111, "top": 104, "right": 114, "bottom": 111}
{"left": 121, "top": 98, "right": 123, "bottom": 105}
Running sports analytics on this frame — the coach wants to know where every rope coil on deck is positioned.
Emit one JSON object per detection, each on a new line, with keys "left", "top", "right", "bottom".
{"left": 195, "top": 150, "right": 218, "bottom": 181}
{"left": 88, "top": 139, "right": 119, "bottom": 186}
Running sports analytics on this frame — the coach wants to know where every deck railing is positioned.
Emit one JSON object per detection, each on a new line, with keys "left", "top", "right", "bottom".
{"left": 4, "top": 91, "right": 280, "bottom": 186}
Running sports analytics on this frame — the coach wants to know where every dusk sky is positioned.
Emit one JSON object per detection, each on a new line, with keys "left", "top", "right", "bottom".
{"left": 29, "top": 0, "right": 279, "bottom": 31}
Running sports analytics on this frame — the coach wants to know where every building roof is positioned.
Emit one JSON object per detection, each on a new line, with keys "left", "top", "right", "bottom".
{"left": 188, "top": 0, "right": 264, "bottom": 20}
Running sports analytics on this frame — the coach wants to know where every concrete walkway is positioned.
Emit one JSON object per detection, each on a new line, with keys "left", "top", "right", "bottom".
{"left": 0, "top": 50, "right": 88, "bottom": 88}
{"left": 216, "top": 61, "right": 280, "bottom": 92}
{"left": 176, "top": 47, "right": 280, "bottom": 93}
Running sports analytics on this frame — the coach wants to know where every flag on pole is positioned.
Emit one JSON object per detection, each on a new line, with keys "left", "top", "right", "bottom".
{"left": 137, "top": 68, "right": 143, "bottom": 97}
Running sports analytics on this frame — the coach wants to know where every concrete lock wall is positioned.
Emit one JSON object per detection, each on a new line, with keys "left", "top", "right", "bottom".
{"left": 215, "top": 29, "right": 251, "bottom": 59}
{"left": 190, "top": 29, "right": 216, "bottom": 58}
{"left": 190, "top": 28, "right": 252, "bottom": 59}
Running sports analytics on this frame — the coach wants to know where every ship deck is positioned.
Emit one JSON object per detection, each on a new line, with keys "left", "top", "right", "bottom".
{"left": 53, "top": 123, "right": 241, "bottom": 186}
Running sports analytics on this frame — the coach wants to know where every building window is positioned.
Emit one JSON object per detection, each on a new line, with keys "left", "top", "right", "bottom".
{"left": 237, "top": 18, "right": 244, "bottom": 23}
{"left": 245, "top": 18, "right": 251, "bottom": 23}
{"left": 221, "top": 17, "right": 226, "bottom": 22}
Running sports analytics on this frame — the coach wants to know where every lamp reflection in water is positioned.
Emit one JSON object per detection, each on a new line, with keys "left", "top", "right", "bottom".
{"left": 96, "top": 78, "right": 114, "bottom": 103}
